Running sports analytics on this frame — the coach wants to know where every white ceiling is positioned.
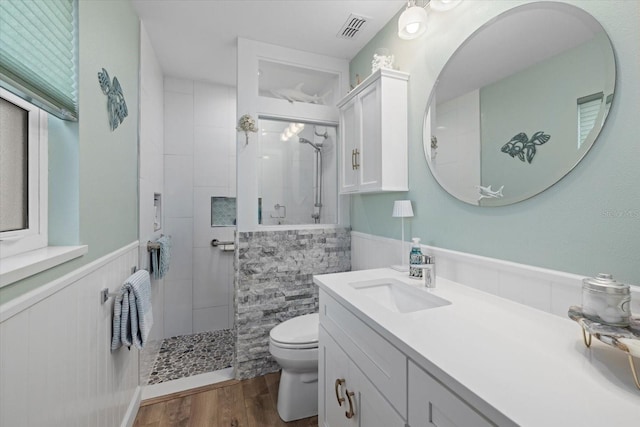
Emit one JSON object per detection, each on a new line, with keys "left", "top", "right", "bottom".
{"left": 132, "top": 0, "right": 406, "bottom": 87}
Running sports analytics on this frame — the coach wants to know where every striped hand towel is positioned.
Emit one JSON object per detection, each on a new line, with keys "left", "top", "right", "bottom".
{"left": 111, "top": 269, "right": 153, "bottom": 351}
{"left": 152, "top": 235, "right": 172, "bottom": 280}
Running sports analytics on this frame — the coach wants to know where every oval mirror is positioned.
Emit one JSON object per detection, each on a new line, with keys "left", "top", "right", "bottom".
{"left": 423, "top": 2, "right": 616, "bottom": 206}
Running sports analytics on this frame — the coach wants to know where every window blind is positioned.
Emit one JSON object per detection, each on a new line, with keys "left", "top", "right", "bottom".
{"left": 0, "top": 0, "right": 78, "bottom": 120}
{"left": 577, "top": 92, "right": 603, "bottom": 149}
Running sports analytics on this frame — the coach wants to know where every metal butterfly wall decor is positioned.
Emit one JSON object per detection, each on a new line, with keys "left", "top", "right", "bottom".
{"left": 500, "top": 131, "right": 551, "bottom": 164}
{"left": 98, "top": 68, "right": 128, "bottom": 131}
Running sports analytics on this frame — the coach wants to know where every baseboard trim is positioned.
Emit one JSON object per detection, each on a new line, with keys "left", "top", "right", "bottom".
{"left": 121, "top": 386, "right": 142, "bottom": 427}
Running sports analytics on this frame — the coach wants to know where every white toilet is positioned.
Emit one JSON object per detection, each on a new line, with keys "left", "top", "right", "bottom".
{"left": 269, "top": 313, "right": 319, "bottom": 422}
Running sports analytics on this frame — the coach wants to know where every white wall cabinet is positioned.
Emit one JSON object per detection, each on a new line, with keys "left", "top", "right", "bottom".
{"left": 337, "top": 69, "right": 409, "bottom": 194}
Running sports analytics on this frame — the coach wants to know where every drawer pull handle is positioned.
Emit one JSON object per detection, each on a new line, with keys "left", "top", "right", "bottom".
{"left": 345, "top": 389, "right": 356, "bottom": 419}
{"left": 334, "top": 378, "right": 345, "bottom": 406}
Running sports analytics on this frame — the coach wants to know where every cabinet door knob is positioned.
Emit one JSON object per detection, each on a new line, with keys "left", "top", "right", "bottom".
{"left": 334, "top": 378, "right": 346, "bottom": 406}
{"left": 351, "top": 149, "right": 356, "bottom": 170}
{"left": 354, "top": 149, "right": 360, "bottom": 170}
{"left": 345, "top": 389, "right": 356, "bottom": 419}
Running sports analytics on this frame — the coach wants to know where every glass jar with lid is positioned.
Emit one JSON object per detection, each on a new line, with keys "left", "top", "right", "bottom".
{"left": 582, "top": 273, "right": 631, "bottom": 327}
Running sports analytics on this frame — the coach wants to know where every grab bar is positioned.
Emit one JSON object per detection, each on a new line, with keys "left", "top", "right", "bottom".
{"left": 211, "top": 239, "right": 233, "bottom": 247}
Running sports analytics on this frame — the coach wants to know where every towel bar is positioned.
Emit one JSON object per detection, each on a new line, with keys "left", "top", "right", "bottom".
{"left": 100, "top": 288, "right": 118, "bottom": 304}
{"left": 147, "top": 241, "right": 161, "bottom": 252}
{"left": 101, "top": 266, "right": 137, "bottom": 304}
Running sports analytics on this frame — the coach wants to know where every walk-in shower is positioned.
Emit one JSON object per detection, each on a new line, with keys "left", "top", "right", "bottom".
{"left": 258, "top": 118, "right": 337, "bottom": 225}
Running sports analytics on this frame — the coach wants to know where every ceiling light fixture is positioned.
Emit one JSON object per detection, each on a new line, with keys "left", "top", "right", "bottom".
{"left": 429, "top": 0, "right": 463, "bottom": 12}
{"left": 398, "top": 1, "right": 428, "bottom": 40}
{"left": 398, "top": 0, "right": 463, "bottom": 40}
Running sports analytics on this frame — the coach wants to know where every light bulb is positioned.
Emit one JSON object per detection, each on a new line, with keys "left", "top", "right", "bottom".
{"left": 405, "top": 22, "right": 420, "bottom": 34}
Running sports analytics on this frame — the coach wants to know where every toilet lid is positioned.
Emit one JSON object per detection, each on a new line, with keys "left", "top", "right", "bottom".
{"left": 270, "top": 313, "right": 319, "bottom": 346}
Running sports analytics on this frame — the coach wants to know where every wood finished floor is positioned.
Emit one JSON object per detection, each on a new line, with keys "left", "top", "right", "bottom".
{"left": 134, "top": 372, "right": 319, "bottom": 427}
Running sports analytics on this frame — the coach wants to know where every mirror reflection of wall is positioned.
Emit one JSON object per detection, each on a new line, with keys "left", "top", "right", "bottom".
{"left": 257, "top": 118, "right": 337, "bottom": 225}
{"left": 479, "top": 31, "right": 615, "bottom": 206}
{"left": 425, "top": 2, "right": 616, "bottom": 207}
{"left": 430, "top": 90, "right": 481, "bottom": 204}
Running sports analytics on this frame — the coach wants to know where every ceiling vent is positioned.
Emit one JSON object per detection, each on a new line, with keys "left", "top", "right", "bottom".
{"left": 337, "top": 14, "right": 368, "bottom": 40}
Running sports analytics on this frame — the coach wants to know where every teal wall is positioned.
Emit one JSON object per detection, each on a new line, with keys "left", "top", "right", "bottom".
{"left": 349, "top": 0, "right": 640, "bottom": 285}
{"left": 0, "top": 0, "right": 140, "bottom": 302}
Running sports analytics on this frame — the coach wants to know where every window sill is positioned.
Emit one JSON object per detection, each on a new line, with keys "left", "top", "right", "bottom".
{"left": 0, "top": 245, "right": 88, "bottom": 288}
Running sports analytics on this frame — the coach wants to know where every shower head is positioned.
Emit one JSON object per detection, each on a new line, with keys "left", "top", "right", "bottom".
{"left": 299, "top": 137, "right": 323, "bottom": 151}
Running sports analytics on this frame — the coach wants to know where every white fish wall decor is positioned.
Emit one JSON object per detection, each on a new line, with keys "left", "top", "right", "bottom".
{"left": 271, "top": 83, "right": 331, "bottom": 105}
{"left": 477, "top": 185, "right": 504, "bottom": 201}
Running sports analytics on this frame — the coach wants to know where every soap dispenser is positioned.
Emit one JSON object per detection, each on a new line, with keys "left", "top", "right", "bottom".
{"left": 409, "top": 238, "right": 423, "bottom": 279}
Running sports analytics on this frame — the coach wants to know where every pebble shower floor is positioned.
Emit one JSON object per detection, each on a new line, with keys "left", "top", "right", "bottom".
{"left": 147, "top": 329, "right": 234, "bottom": 385}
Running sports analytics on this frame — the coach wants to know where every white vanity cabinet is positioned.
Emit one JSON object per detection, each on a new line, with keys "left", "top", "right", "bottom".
{"left": 319, "top": 327, "right": 405, "bottom": 427}
{"left": 408, "top": 361, "right": 495, "bottom": 427}
{"left": 319, "top": 290, "right": 407, "bottom": 427}
{"left": 319, "top": 288, "right": 507, "bottom": 427}
{"left": 337, "top": 68, "right": 409, "bottom": 194}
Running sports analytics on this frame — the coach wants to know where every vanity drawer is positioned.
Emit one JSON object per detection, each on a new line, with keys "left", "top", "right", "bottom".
{"left": 319, "top": 290, "right": 407, "bottom": 416}
{"left": 409, "top": 361, "right": 495, "bottom": 427}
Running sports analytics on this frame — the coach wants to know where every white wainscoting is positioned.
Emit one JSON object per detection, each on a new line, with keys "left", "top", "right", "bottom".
{"left": 0, "top": 242, "right": 141, "bottom": 427}
{"left": 351, "top": 231, "right": 640, "bottom": 318}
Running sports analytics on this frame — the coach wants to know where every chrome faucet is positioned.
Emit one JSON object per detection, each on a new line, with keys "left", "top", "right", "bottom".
{"left": 419, "top": 255, "right": 436, "bottom": 288}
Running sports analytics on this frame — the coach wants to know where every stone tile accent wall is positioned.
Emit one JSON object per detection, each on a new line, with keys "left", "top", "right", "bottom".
{"left": 234, "top": 228, "right": 351, "bottom": 379}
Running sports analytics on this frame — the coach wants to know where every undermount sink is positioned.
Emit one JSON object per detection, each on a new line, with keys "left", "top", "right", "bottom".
{"left": 349, "top": 278, "right": 451, "bottom": 313}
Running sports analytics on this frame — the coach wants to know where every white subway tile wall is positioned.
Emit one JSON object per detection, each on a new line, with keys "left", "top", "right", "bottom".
{"left": 163, "top": 79, "right": 236, "bottom": 337}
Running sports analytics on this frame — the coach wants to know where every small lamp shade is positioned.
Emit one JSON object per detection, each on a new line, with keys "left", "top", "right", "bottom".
{"left": 392, "top": 200, "right": 414, "bottom": 218}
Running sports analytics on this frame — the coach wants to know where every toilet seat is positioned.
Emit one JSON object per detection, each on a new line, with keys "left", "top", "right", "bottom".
{"left": 270, "top": 313, "right": 318, "bottom": 349}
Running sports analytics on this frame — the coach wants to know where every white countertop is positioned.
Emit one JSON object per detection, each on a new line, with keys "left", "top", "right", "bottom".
{"left": 314, "top": 268, "right": 640, "bottom": 426}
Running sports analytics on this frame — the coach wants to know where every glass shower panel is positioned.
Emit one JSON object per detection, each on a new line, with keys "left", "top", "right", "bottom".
{"left": 258, "top": 118, "right": 337, "bottom": 226}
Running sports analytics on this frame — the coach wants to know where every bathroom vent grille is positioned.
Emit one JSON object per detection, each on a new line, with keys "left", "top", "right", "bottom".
{"left": 337, "top": 14, "right": 368, "bottom": 39}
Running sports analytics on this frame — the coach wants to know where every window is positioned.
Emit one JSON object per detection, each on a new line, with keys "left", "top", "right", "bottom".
{"left": 577, "top": 92, "right": 603, "bottom": 149}
{"left": 0, "top": 0, "right": 78, "bottom": 120}
{"left": 0, "top": 87, "right": 48, "bottom": 258}
{"left": 0, "top": 1, "right": 85, "bottom": 285}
